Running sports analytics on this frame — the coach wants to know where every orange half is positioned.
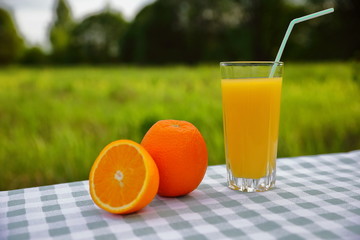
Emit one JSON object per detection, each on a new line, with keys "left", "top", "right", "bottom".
{"left": 89, "top": 139, "right": 159, "bottom": 214}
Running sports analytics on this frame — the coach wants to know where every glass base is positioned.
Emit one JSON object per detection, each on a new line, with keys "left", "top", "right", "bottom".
{"left": 227, "top": 169, "right": 276, "bottom": 192}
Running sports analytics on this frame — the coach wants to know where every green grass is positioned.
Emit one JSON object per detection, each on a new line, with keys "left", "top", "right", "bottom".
{"left": 0, "top": 62, "right": 359, "bottom": 190}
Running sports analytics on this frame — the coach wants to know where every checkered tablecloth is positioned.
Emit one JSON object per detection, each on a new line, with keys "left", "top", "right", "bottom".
{"left": 1, "top": 151, "right": 360, "bottom": 240}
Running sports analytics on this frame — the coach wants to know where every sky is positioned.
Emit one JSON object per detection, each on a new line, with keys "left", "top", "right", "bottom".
{"left": 0, "top": 0, "right": 154, "bottom": 47}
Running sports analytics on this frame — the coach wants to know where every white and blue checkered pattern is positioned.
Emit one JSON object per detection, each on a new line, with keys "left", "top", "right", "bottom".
{"left": 1, "top": 150, "right": 360, "bottom": 239}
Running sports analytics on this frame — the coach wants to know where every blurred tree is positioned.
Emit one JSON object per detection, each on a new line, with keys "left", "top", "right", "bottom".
{"left": 20, "top": 46, "right": 48, "bottom": 65}
{"left": 178, "top": 0, "right": 244, "bottom": 62}
{"left": 302, "top": 0, "right": 360, "bottom": 60}
{"left": 49, "top": 0, "right": 74, "bottom": 63}
{"left": 0, "top": 8, "right": 23, "bottom": 65}
{"left": 42, "top": 0, "right": 358, "bottom": 65}
{"left": 69, "top": 10, "right": 127, "bottom": 63}
{"left": 121, "top": 0, "right": 186, "bottom": 64}
{"left": 121, "top": 0, "right": 241, "bottom": 64}
{"left": 337, "top": 0, "right": 360, "bottom": 60}
{"left": 237, "top": 0, "right": 307, "bottom": 61}
{"left": 121, "top": 0, "right": 307, "bottom": 64}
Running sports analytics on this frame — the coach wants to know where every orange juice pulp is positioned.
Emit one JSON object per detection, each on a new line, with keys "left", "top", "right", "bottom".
{"left": 221, "top": 77, "right": 282, "bottom": 179}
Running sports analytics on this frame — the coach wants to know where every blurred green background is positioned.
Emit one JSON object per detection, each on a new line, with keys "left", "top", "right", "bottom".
{"left": 0, "top": 0, "right": 359, "bottom": 190}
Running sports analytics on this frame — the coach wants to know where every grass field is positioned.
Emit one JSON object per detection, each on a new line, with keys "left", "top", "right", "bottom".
{"left": 1, "top": 62, "right": 359, "bottom": 190}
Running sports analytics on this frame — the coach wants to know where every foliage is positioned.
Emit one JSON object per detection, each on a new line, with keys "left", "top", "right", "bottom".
{"left": 69, "top": 10, "right": 127, "bottom": 63}
{"left": 0, "top": 8, "right": 23, "bottom": 65}
{"left": 1, "top": 0, "right": 360, "bottom": 64}
{"left": 0, "top": 63, "right": 359, "bottom": 190}
{"left": 120, "top": 0, "right": 359, "bottom": 64}
{"left": 121, "top": 0, "right": 269, "bottom": 63}
{"left": 20, "top": 46, "right": 48, "bottom": 65}
{"left": 49, "top": 0, "right": 74, "bottom": 63}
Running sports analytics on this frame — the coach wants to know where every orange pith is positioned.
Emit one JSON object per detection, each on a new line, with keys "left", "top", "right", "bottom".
{"left": 89, "top": 140, "right": 159, "bottom": 214}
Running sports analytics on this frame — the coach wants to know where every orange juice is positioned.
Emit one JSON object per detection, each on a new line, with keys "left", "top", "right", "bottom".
{"left": 221, "top": 77, "right": 282, "bottom": 179}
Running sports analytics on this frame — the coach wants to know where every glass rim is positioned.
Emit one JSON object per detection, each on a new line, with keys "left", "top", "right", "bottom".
{"left": 220, "top": 61, "right": 283, "bottom": 66}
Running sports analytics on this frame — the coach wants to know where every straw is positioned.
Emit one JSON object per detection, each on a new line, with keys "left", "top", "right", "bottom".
{"left": 269, "top": 8, "right": 334, "bottom": 77}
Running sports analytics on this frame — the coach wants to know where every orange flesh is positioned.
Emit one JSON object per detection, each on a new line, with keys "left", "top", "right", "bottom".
{"left": 93, "top": 144, "right": 146, "bottom": 206}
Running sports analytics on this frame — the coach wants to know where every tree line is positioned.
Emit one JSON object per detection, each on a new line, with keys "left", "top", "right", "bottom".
{"left": 0, "top": 0, "right": 359, "bottom": 65}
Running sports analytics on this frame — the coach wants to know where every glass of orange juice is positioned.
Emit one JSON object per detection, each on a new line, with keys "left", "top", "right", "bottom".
{"left": 220, "top": 61, "right": 283, "bottom": 192}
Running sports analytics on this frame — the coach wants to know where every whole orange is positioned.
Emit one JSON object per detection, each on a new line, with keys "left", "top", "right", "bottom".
{"left": 141, "top": 120, "right": 208, "bottom": 197}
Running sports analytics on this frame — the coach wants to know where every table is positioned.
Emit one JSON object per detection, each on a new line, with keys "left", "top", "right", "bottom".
{"left": 1, "top": 150, "right": 360, "bottom": 240}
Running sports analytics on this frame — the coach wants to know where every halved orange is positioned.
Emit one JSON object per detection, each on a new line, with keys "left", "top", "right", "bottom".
{"left": 89, "top": 139, "right": 159, "bottom": 214}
